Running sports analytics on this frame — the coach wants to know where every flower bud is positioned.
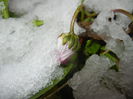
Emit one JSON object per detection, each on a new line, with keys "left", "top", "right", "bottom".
{"left": 56, "top": 35, "right": 73, "bottom": 64}
{"left": 56, "top": 33, "right": 80, "bottom": 64}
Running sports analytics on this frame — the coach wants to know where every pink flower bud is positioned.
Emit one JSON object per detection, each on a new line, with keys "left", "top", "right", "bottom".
{"left": 56, "top": 36, "right": 73, "bottom": 64}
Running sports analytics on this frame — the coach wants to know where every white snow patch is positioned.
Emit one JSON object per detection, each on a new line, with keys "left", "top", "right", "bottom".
{"left": 84, "top": 0, "right": 133, "bottom": 13}
{"left": 69, "top": 55, "right": 122, "bottom": 99}
{"left": 0, "top": 0, "right": 83, "bottom": 99}
{"left": 0, "top": 1, "right": 5, "bottom": 11}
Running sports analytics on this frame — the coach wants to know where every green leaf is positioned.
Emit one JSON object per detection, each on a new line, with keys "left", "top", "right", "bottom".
{"left": 32, "top": 19, "right": 44, "bottom": 27}
{"left": 110, "top": 65, "right": 119, "bottom": 72}
{"left": 84, "top": 40, "right": 101, "bottom": 56}
{"left": 101, "top": 52, "right": 118, "bottom": 63}
{"left": 88, "top": 42, "right": 101, "bottom": 54}
{"left": 100, "top": 51, "right": 119, "bottom": 72}
{"left": 0, "top": 0, "right": 9, "bottom": 19}
{"left": 100, "top": 46, "right": 106, "bottom": 50}
{"left": 84, "top": 17, "right": 94, "bottom": 22}
{"left": 84, "top": 40, "right": 92, "bottom": 56}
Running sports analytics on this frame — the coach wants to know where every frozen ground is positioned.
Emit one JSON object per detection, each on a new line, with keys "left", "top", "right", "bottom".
{"left": 69, "top": 0, "right": 133, "bottom": 99}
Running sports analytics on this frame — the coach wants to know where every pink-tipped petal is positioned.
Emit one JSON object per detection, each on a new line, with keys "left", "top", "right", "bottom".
{"left": 56, "top": 36, "right": 74, "bottom": 64}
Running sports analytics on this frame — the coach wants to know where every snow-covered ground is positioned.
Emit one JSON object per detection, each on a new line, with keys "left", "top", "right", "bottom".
{"left": 0, "top": 0, "right": 82, "bottom": 99}
{"left": 0, "top": 0, "right": 133, "bottom": 99}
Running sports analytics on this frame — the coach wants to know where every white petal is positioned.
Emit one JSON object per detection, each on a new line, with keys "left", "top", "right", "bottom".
{"left": 57, "top": 37, "right": 74, "bottom": 63}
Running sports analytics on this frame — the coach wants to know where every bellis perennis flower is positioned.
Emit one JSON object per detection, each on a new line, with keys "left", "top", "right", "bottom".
{"left": 56, "top": 33, "right": 80, "bottom": 64}
{"left": 56, "top": 4, "right": 83, "bottom": 64}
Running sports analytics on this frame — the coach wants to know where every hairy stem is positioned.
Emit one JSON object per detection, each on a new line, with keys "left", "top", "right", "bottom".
{"left": 70, "top": 5, "right": 83, "bottom": 33}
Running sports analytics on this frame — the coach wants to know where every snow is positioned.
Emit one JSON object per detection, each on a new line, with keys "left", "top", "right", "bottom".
{"left": 69, "top": 0, "right": 133, "bottom": 99}
{"left": 0, "top": 0, "right": 82, "bottom": 99}
{"left": 0, "top": 1, "right": 5, "bottom": 11}
{"left": 84, "top": 0, "right": 133, "bottom": 13}
{"left": 0, "top": 0, "right": 133, "bottom": 99}
{"left": 69, "top": 55, "right": 123, "bottom": 99}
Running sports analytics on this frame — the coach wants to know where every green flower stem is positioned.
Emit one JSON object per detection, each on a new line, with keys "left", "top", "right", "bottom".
{"left": 70, "top": 5, "right": 83, "bottom": 33}
{"left": 80, "top": 7, "right": 85, "bottom": 21}
{"left": 113, "top": 9, "right": 133, "bottom": 21}
{"left": 81, "top": 0, "right": 85, "bottom": 4}
{"left": 0, "top": 0, "right": 9, "bottom": 19}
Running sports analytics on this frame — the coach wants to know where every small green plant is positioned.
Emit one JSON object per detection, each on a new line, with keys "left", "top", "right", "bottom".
{"left": 32, "top": 19, "right": 44, "bottom": 27}
{"left": 83, "top": 39, "right": 120, "bottom": 72}
{"left": 84, "top": 40, "right": 101, "bottom": 56}
{"left": 0, "top": 0, "right": 9, "bottom": 19}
